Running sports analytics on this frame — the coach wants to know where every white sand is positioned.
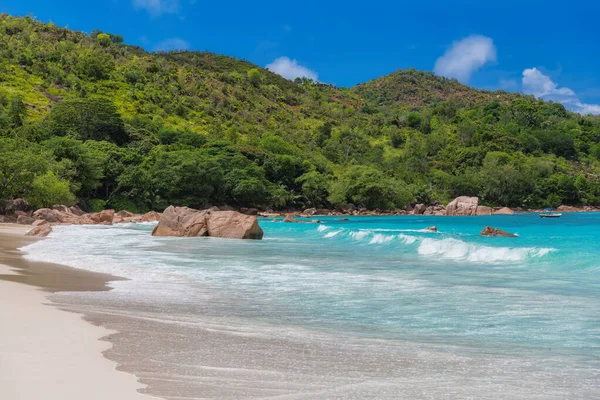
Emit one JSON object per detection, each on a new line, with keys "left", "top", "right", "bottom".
{"left": 0, "top": 224, "right": 157, "bottom": 400}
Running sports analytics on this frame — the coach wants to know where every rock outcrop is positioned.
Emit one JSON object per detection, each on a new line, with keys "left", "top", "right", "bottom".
{"left": 152, "top": 206, "right": 263, "bottom": 240}
{"left": 446, "top": 196, "right": 479, "bottom": 216}
{"left": 480, "top": 226, "right": 517, "bottom": 237}
{"left": 413, "top": 204, "right": 427, "bottom": 215}
{"left": 16, "top": 215, "right": 35, "bottom": 225}
{"left": 0, "top": 198, "right": 32, "bottom": 216}
{"left": 140, "top": 211, "right": 161, "bottom": 222}
{"left": 475, "top": 205, "right": 493, "bottom": 216}
{"left": 89, "top": 209, "right": 114, "bottom": 224}
{"left": 26, "top": 224, "right": 52, "bottom": 237}
{"left": 283, "top": 215, "right": 298, "bottom": 223}
{"left": 206, "top": 210, "right": 264, "bottom": 239}
{"left": 116, "top": 210, "right": 135, "bottom": 218}
{"left": 494, "top": 207, "right": 514, "bottom": 215}
{"left": 33, "top": 206, "right": 114, "bottom": 225}
{"left": 556, "top": 205, "right": 579, "bottom": 212}
{"left": 151, "top": 207, "right": 209, "bottom": 237}
{"left": 302, "top": 208, "right": 317, "bottom": 217}
{"left": 424, "top": 226, "right": 437, "bottom": 232}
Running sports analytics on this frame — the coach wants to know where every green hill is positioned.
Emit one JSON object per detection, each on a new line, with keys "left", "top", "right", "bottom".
{"left": 1, "top": 14, "right": 599, "bottom": 212}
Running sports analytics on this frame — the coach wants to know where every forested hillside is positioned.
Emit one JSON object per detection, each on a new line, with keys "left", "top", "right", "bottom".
{"left": 1, "top": 14, "right": 599, "bottom": 212}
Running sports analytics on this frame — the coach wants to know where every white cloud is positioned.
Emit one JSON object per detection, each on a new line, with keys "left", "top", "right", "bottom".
{"left": 266, "top": 57, "right": 318, "bottom": 81}
{"left": 522, "top": 68, "right": 600, "bottom": 115}
{"left": 154, "top": 37, "right": 190, "bottom": 51}
{"left": 132, "top": 0, "right": 179, "bottom": 17}
{"left": 434, "top": 35, "right": 497, "bottom": 83}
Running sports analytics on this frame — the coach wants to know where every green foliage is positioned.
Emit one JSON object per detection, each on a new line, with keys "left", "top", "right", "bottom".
{"left": 247, "top": 68, "right": 261, "bottom": 87}
{"left": 27, "top": 171, "right": 75, "bottom": 208}
{"left": 6, "top": 95, "right": 27, "bottom": 127}
{"left": 96, "top": 33, "right": 111, "bottom": 47}
{"left": 0, "top": 14, "right": 598, "bottom": 211}
{"left": 328, "top": 166, "right": 412, "bottom": 209}
{"left": 48, "top": 98, "right": 128, "bottom": 144}
{"left": 0, "top": 139, "right": 48, "bottom": 200}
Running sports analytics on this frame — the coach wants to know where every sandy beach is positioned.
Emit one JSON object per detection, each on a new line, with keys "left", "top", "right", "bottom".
{"left": 0, "top": 224, "right": 155, "bottom": 400}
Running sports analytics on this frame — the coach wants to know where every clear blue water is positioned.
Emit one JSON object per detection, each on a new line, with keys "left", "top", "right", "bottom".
{"left": 22, "top": 213, "right": 600, "bottom": 397}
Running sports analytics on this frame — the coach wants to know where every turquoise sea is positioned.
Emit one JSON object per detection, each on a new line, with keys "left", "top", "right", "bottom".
{"left": 22, "top": 213, "right": 600, "bottom": 398}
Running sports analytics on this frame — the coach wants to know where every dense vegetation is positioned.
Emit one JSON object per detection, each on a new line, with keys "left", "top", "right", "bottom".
{"left": 1, "top": 14, "right": 599, "bottom": 212}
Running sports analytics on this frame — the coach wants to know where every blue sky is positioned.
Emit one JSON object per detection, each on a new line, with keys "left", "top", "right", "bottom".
{"left": 2, "top": 0, "right": 599, "bottom": 113}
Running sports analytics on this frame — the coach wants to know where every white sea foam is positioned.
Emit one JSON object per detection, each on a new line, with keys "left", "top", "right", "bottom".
{"left": 398, "top": 234, "right": 418, "bottom": 244}
{"left": 417, "top": 238, "right": 555, "bottom": 263}
{"left": 349, "top": 230, "right": 371, "bottom": 240}
{"left": 324, "top": 229, "right": 343, "bottom": 238}
{"left": 317, "top": 225, "right": 329, "bottom": 232}
{"left": 369, "top": 233, "right": 395, "bottom": 244}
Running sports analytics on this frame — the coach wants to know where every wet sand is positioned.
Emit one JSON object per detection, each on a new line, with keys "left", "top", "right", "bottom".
{"left": 0, "top": 224, "right": 156, "bottom": 400}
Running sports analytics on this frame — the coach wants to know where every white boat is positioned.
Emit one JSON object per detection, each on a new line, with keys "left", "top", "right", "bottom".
{"left": 539, "top": 212, "right": 562, "bottom": 218}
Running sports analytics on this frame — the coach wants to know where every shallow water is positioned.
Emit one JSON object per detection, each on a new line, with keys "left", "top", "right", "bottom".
{"left": 22, "top": 214, "right": 600, "bottom": 398}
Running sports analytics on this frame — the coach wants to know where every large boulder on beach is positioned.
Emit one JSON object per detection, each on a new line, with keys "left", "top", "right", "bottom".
{"left": 480, "top": 226, "right": 517, "bottom": 237}
{"left": 26, "top": 224, "right": 53, "bottom": 237}
{"left": 152, "top": 206, "right": 209, "bottom": 237}
{"left": 33, "top": 208, "right": 73, "bottom": 223}
{"left": 206, "top": 210, "right": 264, "bottom": 239}
{"left": 152, "top": 206, "right": 263, "bottom": 240}
{"left": 446, "top": 196, "right": 479, "bottom": 216}
{"left": 494, "top": 207, "right": 514, "bottom": 215}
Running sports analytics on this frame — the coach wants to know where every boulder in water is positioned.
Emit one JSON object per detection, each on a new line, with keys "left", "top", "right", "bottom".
{"left": 206, "top": 211, "right": 264, "bottom": 239}
{"left": 152, "top": 206, "right": 263, "bottom": 240}
{"left": 494, "top": 207, "right": 514, "bottom": 215}
{"left": 480, "top": 226, "right": 517, "bottom": 237}
{"left": 424, "top": 226, "right": 437, "bottom": 232}
{"left": 283, "top": 214, "right": 298, "bottom": 223}
{"left": 152, "top": 206, "right": 209, "bottom": 237}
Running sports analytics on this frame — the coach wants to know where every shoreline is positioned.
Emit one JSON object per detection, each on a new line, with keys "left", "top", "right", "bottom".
{"left": 0, "top": 224, "right": 156, "bottom": 400}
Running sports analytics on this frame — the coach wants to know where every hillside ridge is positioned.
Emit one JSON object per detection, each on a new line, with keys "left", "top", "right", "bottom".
{"left": 0, "top": 14, "right": 599, "bottom": 213}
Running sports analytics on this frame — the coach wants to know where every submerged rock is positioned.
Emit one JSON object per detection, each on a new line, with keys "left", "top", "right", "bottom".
{"left": 152, "top": 206, "right": 263, "bottom": 240}
{"left": 447, "top": 196, "right": 479, "bottom": 216}
{"left": 480, "top": 226, "right": 517, "bottom": 237}
{"left": 26, "top": 224, "right": 52, "bottom": 237}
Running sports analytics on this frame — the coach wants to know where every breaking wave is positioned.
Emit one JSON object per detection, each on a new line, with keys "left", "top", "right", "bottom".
{"left": 318, "top": 226, "right": 555, "bottom": 264}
